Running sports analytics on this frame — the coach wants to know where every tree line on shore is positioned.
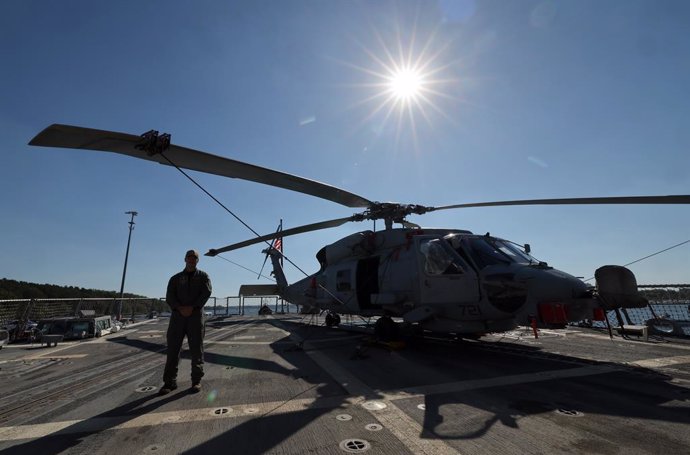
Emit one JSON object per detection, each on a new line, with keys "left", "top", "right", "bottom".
{"left": 0, "top": 278, "right": 148, "bottom": 300}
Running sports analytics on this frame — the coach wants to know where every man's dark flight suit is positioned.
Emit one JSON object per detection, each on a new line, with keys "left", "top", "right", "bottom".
{"left": 163, "top": 268, "right": 212, "bottom": 387}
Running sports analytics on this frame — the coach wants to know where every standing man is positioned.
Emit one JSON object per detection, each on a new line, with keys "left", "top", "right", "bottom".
{"left": 160, "top": 249, "right": 212, "bottom": 395}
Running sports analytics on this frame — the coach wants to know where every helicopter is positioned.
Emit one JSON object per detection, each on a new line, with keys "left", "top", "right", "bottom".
{"left": 29, "top": 124, "right": 690, "bottom": 339}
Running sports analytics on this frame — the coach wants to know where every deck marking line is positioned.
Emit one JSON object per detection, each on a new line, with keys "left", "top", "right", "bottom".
{"left": 208, "top": 336, "right": 360, "bottom": 347}
{"left": 627, "top": 355, "right": 690, "bottom": 368}
{"left": 0, "top": 396, "right": 361, "bottom": 441}
{"left": 373, "top": 401, "right": 451, "bottom": 455}
{"left": 381, "top": 365, "right": 619, "bottom": 401}
{"left": 19, "top": 354, "right": 89, "bottom": 361}
{"left": 0, "top": 354, "right": 89, "bottom": 363}
{"left": 207, "top": 340, "right": 293, "bottom": 346}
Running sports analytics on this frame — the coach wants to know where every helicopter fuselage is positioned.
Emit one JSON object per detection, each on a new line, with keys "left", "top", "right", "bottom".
{"left": 268, "top": 228, "right": 601, "bottom": 335}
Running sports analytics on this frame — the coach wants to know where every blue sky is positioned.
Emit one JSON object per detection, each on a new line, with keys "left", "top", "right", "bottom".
{"left": 1, "top": 0, "right": 688, "bottom": 298}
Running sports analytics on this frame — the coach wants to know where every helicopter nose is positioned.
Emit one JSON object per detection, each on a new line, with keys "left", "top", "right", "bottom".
{"left": 524, "top": 268, "right": 589, "bottom": 299}
{"left": 521, "top": 268, "right": 593, "bottom": 324}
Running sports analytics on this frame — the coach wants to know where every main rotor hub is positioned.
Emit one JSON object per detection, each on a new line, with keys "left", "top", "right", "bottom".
{"left": 361, "top": 202, "right": 432, "bottom": 227}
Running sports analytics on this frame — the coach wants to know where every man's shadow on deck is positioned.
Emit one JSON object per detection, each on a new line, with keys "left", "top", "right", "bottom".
{"left": 1, "top": 319, "right": 328, "bottom": 454}
{"left": 0, "top": 389, "right": 180, "bottom": 455}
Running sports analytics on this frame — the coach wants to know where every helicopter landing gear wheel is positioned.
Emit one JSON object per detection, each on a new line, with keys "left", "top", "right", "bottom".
{"left": 374, "top": 316, "right": 399, "bottom": 341}
{"left": 325, "top": 312, "right": 341, "bottom": 327}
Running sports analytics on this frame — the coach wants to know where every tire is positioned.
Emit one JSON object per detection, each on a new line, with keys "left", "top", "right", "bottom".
{"left": 325, "top": 313, "right": 340, "bottom": 327}
{"left": 374, "top": 316, "right": 399, "bottom": 341}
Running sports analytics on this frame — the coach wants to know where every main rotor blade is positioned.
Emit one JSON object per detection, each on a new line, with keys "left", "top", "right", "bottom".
{"left": 206, "top": 216, "right": 355, "bottom": 256}
{"left": 431, "top": 195, "right": 690, "bottom": 212}
{"left": 29, "top": 124, "right": 372, "bottom": 208}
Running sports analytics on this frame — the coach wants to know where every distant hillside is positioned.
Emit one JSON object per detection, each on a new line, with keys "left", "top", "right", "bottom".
{"left": 0, "top": 278, "right": 149, "bottom": 300}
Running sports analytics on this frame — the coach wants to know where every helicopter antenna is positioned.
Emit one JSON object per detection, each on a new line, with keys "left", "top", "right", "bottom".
{"left": 584, "top": 239, "right": 690, "bottom": 282}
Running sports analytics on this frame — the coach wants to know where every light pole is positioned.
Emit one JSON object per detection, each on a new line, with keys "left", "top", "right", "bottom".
{"left": 117, "top": 211, "right": 138, "bottom": 320}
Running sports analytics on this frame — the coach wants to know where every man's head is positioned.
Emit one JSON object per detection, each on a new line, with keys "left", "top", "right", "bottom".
{"left": 185, "top": 249, "right": 199, "bottom": 270}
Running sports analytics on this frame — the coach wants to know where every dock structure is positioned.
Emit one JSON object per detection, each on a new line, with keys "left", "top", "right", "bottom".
{"left": 1, "top": 313, "right": 689, "bottom": 454}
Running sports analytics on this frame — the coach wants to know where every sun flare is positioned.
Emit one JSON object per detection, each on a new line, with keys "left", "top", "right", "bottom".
{"left": 337, "top": 19, "right": 460, "bottom": 151}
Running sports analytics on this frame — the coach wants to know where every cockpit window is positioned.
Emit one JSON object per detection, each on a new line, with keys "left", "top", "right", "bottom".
{"left": 446, "top": 234, "right": 538, "bottom": 269}
{"left": 494, "top": 240, "right": 537, "bottom": 264}
{"left": 464, "top": 238, "right": 510, "bottom": 269}
{"left": 419, "top": 239, "right": 464, "bottom": 275}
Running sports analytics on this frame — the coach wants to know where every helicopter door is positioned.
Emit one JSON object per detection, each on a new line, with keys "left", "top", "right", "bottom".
{"left": 416, "top": 237, "right": 480, "bottom": 307}
{"left": 356, "top": 256, "right": 381, "bottom": 310}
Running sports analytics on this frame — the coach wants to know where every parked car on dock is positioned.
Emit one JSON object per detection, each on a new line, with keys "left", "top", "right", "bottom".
{"left": 36, "top": 315, "right": 116, "bottom": 341}
{"left": 1, "top": 320, "right": 37, "bottom": 343}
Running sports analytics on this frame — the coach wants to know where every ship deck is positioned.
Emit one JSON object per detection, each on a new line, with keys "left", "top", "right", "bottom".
{"left": 1, "top": 314, "right": 689, "bottom": 454}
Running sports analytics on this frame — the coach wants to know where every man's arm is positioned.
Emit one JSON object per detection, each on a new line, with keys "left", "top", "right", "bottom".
{"left": 195, "top": 273, "right": 212, "bottom": 308}
{"left": 166, "top": 275, "right": 180, "bottom": 310}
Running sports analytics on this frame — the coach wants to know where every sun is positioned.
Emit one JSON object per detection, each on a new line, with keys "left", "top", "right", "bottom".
{"left": 388, "top": 67, "right": 425, "bottom": 102}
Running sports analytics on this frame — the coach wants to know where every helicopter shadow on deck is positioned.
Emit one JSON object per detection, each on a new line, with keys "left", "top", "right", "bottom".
{"left": 382, "top": 337, "right": 690, "bottom": 445}
{"left": 273, "top": 319, "right": 690, "bottom": 434}
{"left": 260, "top": 320, "right": 690, "bottom": 444}
{"left": 413, "top": 366, "right": 690, "bottom": 452}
